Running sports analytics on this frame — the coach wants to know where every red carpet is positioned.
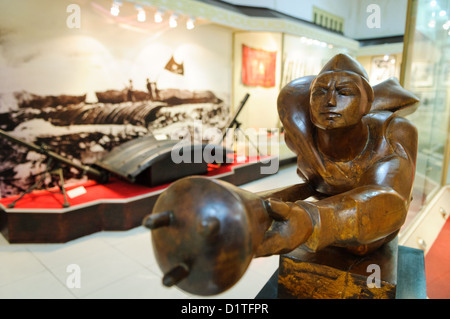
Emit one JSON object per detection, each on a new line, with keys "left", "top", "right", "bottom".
{"left": 425, "top": 217, "right": 450, "bottom": 299}
{"left": 0, "top": 178, "right": 159, "bottom": 210}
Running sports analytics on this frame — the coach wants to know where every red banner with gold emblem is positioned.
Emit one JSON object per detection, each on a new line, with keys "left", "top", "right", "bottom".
{"left": 242, "top": 45, "right": 277, "bottom": 87}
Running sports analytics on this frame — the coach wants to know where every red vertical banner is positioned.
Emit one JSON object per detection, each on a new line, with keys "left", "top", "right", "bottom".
{"left": 241, "top": 44, "right": 277, "bottom": 87}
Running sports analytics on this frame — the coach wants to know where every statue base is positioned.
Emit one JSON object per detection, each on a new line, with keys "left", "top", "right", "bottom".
{"left": 277, "top": 239, "right": 398, "bottom": 299}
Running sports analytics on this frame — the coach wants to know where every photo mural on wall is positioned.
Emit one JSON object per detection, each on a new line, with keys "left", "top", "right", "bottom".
{"left": 0, "top": 0, "right": 232, "bottom": 198}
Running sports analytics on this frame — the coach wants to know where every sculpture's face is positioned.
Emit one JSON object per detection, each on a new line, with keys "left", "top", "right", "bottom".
{"left": 309, "top": 72, "right": 369, "bottom": 130}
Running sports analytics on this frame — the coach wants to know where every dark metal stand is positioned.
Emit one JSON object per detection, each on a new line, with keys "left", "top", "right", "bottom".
{"left": 255, "top": 245, "right": 427, "bottom": 299}
{"left": 221, "top": 93, "right": 263, "bottom": 158}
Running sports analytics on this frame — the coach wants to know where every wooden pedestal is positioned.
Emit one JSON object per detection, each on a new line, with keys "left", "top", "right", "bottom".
{"left": 277, "top": 239, "right": 398, "bottom": 299}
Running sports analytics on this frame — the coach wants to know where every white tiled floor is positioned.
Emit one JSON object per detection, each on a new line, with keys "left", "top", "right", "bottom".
{"left": 0, "top": 163, "right": 300, "bottom": 299}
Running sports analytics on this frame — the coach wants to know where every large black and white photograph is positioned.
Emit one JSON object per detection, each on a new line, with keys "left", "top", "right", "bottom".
{"left": 0, "top": 0, "right": 231, "bottom": 197}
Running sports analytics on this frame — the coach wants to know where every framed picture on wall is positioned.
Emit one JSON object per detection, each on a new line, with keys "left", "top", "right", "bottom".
{"left": 370, "top": 55, "right": 397, "bottom": 85}
{"left": 411, "top": 61, "right": 434, "bottom": 88}
{"left": 242, "top": 44, "right": 277, "bottom": 87}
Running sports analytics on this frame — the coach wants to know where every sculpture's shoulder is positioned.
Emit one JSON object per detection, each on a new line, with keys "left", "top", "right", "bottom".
{"left": 365, "top": 110, "right": 418, "bottom": 161}
{"left": 277, "top": 76, "right": 316, "bottom": 156}
{"left": 385, "top": 114, "right": 418, "bottom": 161}
{"left": 277, "top": 76, "right": 315, "bottom": 122}
{"left": 364, "top": 110, "right": 395, "bottom": 129}
{"left": 365, "top": 110, "right": 415, "bottom": 134}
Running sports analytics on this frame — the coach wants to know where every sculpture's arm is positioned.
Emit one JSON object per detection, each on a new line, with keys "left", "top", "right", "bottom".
{"left": 298, "top": 184, "right": 409, "bottom": 254}
{"left": 256, "top": 181, "right": 317, "bottom": 202}
{"left": 301, "top": 116, "right": 418, "bottom": 253}
{"left": 256, "top": 116, "right": 418, "bottom": 256}
{"left": 255, "top": 183, "right": 408, "bottom": 257}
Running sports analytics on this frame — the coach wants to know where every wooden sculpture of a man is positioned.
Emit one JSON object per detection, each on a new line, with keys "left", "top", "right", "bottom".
{"left": 146, "top": 53, "right": 420, "bottom": 296}
{"left": 255, "top": 53, "right": 419, "bottom": 257}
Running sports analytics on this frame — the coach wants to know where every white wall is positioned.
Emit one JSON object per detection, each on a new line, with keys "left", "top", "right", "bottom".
{"left": 347, "top": 0, "right": 408, "bottom": 39}
{"left": 233, "top": 32, "right": 283, "bottom": 130}
{"left": 282, "top": 33, "right": 342, "bottom": 86}
{"left": 221, "top": 0, "right": 408, "bottom": 39}
{"left": 0, "top": 0, "right": 233, "bottom": 103}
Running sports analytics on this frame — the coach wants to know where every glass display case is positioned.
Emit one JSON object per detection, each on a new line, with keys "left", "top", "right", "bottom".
{"left": 400, "top": 0, "right": 450, "bottom": 228}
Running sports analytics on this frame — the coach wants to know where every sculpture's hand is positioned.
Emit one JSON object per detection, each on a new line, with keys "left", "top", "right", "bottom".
{"left": 255, "top": 198, "right": 314, "bottom": 257}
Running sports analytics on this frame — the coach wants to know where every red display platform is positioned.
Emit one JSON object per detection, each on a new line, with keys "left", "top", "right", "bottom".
{"left": 0, "top": 156, "right": 279, "bottom": 243}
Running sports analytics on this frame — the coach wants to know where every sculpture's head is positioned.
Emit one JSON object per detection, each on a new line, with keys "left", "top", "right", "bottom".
{"left": 309, "top": 53, "right": 374, "bottom": 130}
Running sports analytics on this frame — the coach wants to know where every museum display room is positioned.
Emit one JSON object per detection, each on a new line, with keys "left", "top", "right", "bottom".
{"left": 0, "top": 0, "right": 448, "bottom": 301}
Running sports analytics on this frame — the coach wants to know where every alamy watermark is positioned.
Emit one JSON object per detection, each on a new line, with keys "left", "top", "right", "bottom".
{"left": 66, "top": 4, "right": 81, "bottom": 29}
{"left": 366, "top": 4, "right": 381, "bottom": 29}
{"left": 366, "top": 264, "right": 381, "bottom": 288}
{"left": 66, "top": 264, "right": 81, "bottom": 289}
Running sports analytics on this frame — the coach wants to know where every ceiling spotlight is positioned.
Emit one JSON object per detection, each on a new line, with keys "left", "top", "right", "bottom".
{"left": 439, "top": 10, "right": 447, "bottom": 17}
{"left": 169, "top": 14, "right": 178, "bottom": 28}
{"left": 154, "top": 10, "right": 163, "bottom": 23}
{"left": 111, "top": 1, "right": 121, "bottom": 16}
{"left": 428, "top": 19, "right": 436, "bottom": 27}
{"left": 137, "top": 8, "right": 146, "bottom": 22}
{"left": 186, "top": 17, "right": 195, "bottom": 30}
